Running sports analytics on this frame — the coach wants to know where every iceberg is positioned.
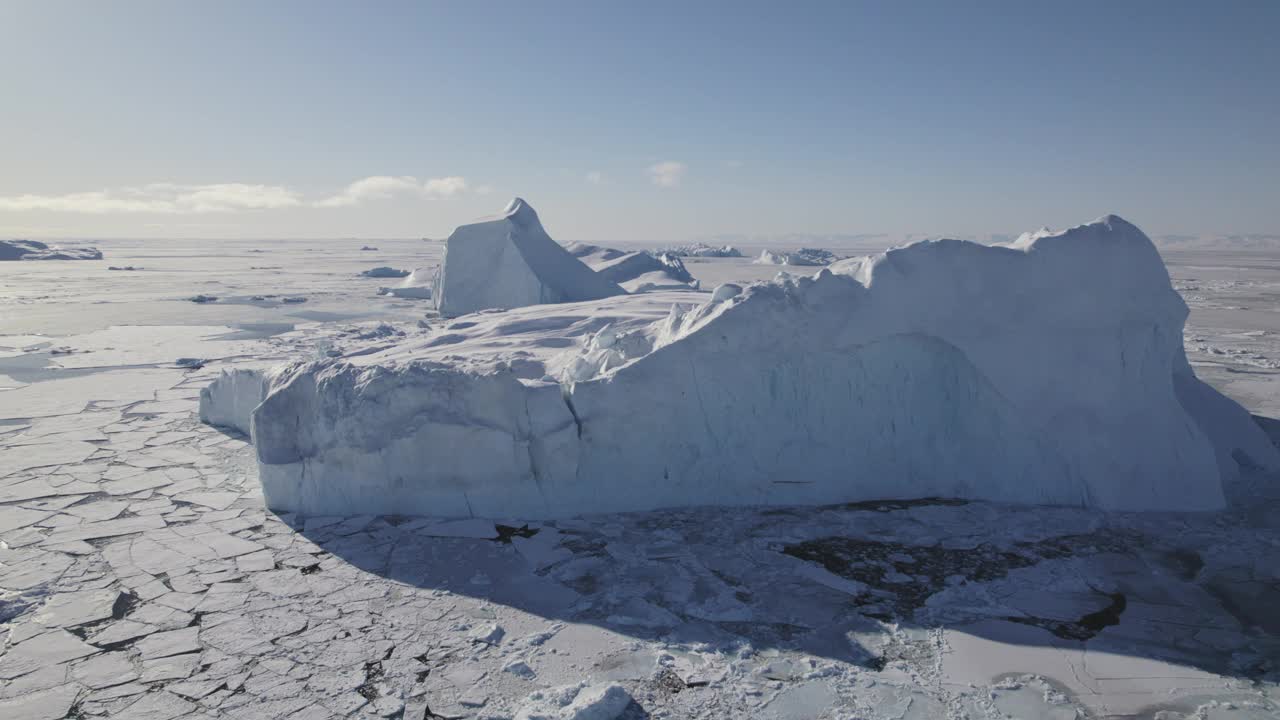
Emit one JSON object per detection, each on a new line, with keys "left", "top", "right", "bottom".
{"left": 378, "top": 267, "right": 434, "bottom": 300}
{"left": 206, "top": 215, "right": 1280, "bottom": 519}
{"left": 432, "top": 199, "right": 625, "bottom": 317}
{"left": 570, "top": 243, "right": 697, "bottom": 292}
{"left": 754, "top": 247, "right": 838, "bottom": 266}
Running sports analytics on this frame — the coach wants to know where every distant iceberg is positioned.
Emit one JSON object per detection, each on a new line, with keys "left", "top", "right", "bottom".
{"left": 432, "top": 198, "right": 625, "bottom": 317}
{"left": 1, "top": 239, "right": 102, "bottom": 261}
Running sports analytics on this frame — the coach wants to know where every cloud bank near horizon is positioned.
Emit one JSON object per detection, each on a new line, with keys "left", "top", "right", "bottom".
{"left": 0, "top": 175, "right": 477, "bottom": 214}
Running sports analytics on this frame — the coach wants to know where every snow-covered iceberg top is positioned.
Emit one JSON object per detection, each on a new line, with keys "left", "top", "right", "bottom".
{"left": 433, "top": 198, "right": 625, "bottom": 317}
{"left": 204, "top": 215, "right": 1280, "bottom": 518}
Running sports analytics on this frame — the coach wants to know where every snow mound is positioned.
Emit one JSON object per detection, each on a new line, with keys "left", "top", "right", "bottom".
{"left": 379, "top": 267, "right": 434, "bottom": 300}
{"left": 655, "top": 242, "right": 743, "bottom": 258}
{"left": 226, "top": 215, "right": 1280, "bottom": 518}
{"left": 754, "top": 247, "right": 838, "bottom": 266}
{"left": 433, "top": 199, "right": 625, "bottom": 317}
{"left": 0, "top": 239, "right": 102, "bottom": 261}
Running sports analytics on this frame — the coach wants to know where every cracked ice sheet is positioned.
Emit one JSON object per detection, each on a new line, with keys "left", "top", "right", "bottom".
{"left": 0, "top": 368, "right": 185, "bottom": 420}
{"left": 44, "top": 325, "right": 270, "bottom": 370}
{"left": 0, "top": 244, "right": 1278, "bottom": 720}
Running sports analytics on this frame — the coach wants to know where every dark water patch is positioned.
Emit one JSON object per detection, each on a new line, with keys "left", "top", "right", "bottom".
{"left": 1006, "top": 592, "right": 1127, "bottom": 641}
{"left": 781, "top": 529, "right": 1144, "bottom": 620}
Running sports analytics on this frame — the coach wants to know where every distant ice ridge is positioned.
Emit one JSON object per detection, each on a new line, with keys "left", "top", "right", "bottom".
{"left": 0, "top": 239, "right": 102, "bottom": 261}
{"left": 207, "top": 215, "right": 1280, "bottom": 518}
{"left": 567, "top": 242, "right": 698, "bottom": 292}
{"left": 433, "top": 198, "right": 625, "bottom": 317}
{"left": 753, "top": 247, "right": 838, "bottom": 266}
{"left": 653, "top": 242, "right": 743, "bottom": 258}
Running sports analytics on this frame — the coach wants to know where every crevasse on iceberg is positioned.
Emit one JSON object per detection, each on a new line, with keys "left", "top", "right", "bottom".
{"left": 206, "top": 215, "right": 1280, "bottom": 518}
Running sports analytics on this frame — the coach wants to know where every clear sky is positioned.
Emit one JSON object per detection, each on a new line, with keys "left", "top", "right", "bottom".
{"left": 1, "top": 1, "right": 1276, "bottom": 243}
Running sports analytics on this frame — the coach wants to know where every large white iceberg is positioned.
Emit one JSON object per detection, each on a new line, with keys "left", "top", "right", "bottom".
{"left": 433, "top": 199, "right": 625, "bottom": 317}
{"left": 208, "top": 215, "right": 1280, "bottom": 519}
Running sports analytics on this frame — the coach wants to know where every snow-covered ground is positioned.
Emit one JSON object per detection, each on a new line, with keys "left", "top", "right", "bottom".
{"left": 2, "top": 236, "right": 1280, "bottom": 719}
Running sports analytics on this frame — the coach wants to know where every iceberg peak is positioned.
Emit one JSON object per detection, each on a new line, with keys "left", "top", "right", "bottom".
{"left": 502, "top": 197, "right": 540, "bottom": 227}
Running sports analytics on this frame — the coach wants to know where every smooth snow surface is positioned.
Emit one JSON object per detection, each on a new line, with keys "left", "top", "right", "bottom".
{"left": 433, "top": 199, "right": 625, "bottom": 317}
{"left": 232, "top": 215, "right": 1279, "bottom": 518}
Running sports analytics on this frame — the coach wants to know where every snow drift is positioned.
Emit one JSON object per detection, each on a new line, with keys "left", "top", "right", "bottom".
{"left": 213, "top": 215, "right": 1280, "bottom": 518}
{"left": 433, "top": 199, "right": 625, "bottom": 317}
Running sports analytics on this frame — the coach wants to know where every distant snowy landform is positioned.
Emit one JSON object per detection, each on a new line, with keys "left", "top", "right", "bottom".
{"left": 201, "top": 204, "right": 1277, "bottom": 519}
{"left": 0, "top": 238, "right": 102, "bottom": 261}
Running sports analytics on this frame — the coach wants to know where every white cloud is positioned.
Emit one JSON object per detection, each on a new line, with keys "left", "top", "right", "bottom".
{"left": 0, "top": 183, "right": 303, "bottom": 214}
{"left": 648, "top": 161, "right": 686, "bottom": 188}
{"left": 586, "top": 171, "right": 604, "bottom": 185}
{"left": 315, "top": 175, "right": 469, "bottom": 207}
{"left": 0, "top": 176, "right": 474, "bottom": 214}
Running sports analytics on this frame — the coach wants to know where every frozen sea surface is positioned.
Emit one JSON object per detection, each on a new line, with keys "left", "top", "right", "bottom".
{"left": 1, "top": 238, "right": 1279, "bottom": 719}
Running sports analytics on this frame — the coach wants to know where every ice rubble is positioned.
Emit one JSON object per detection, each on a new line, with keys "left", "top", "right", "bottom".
{"left": 653, "top": 242, "right": 743, "bottom": 258}
{"left": 206, "top": 215, "right": 1280, "bottom": 518}
{"left": 433, "top": 199, "right": 625, "bottom": 317}
{"left": 0, "top": 239, "right": 102, "bottom": 261}
{"left": 754, "top": 247, "right": 838, "bottom": 266}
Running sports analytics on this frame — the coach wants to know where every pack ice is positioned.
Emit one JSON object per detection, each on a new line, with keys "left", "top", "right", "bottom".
{"left": 432, "top": 198, "right": 625, "bottom": 317}
{"left": 202, "top": 215, "right": 1280, "bottom": 518}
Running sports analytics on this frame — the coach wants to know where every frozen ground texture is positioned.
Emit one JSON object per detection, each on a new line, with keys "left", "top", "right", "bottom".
{"left": 2, "top": 233, "right": 1280, "bottom": 718}
{"left": 433, "top": 199, "right": 625, "bottom": 317}
{"left": 229, "top": 215, "right": 1279, "bottom": 519}
{"left": 0, "top": 239, "right": 102, "bottom": 261}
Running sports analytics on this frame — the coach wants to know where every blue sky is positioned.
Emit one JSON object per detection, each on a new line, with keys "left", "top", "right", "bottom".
{"left": 1, "top": 1, "right": 1276, "bottom": 242}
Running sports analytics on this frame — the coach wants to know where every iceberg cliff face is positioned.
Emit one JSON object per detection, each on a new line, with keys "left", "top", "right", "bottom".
{"left": 215, "top": 215, "right": 1279, "bottom": 518}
